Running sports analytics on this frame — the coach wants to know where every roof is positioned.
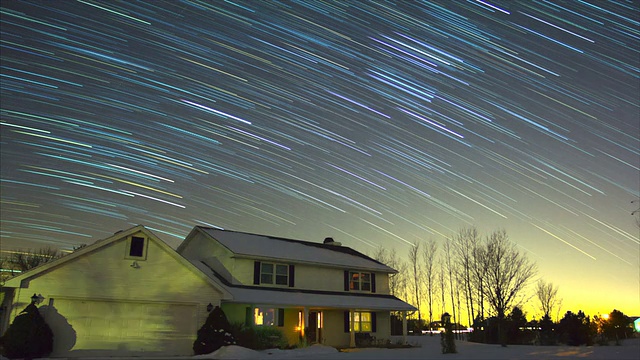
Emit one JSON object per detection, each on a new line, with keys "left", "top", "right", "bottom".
{"left": 226, "top": 287, "right": 416, "bottom": 311}
{"left": 3, "top": 225, "right": 232, "bottom": 299}
{"left": 192, "top": 227, "right": 396, "bottom": 273}
{"left": 191, "top": 260, "right": 416, "bottom": 311}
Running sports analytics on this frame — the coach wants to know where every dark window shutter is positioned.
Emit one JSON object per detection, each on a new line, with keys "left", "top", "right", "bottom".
{"left": 288, "top": 265, "right": 295, "bottom": 287}
{"left": 344, "top": 311, "right": 350, "bottom": 332}
{"left": 372, "top": 312, "right": 377, "bottom": 332}
{"left": 278, "top": 308, "right": 285, "bottom": 326}
{"left": 253, "top": 261, "right": 261, "bottom": 285}
{"left": 245, "top": 307, "right": 252, "bottom": 326}
{"left": 371, "top": 273, "right": 376, "bottom": 293}
{"left": 344, "top": 271, "right": 350, "bottom": 291}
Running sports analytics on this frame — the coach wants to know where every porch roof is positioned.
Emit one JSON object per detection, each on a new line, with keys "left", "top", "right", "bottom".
{"left": 223, "top": 286, "right": 417, "bottom": 311}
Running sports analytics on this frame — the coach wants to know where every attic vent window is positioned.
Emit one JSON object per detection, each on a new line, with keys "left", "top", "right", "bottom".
{"left": 130, "top": 237, "right": 144, "bottom": 257}
{"left": 125, "top": 236, "right": 148, "bottom": 260}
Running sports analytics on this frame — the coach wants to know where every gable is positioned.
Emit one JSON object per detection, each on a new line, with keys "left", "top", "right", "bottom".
{"left": 4, "top": 226, "right": 231, "bottom": 299}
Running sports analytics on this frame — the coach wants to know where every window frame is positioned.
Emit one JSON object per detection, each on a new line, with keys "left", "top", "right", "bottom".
{"left": 124, "top": 235, "right": 148, "bottom": 260}
{"left": 350, "top": 311, "right": 373, "bottom": 332}
{"left": 349, "top": 271, "right": 372, "bottom": 292}
{"left": 253, "top": 307, "right": 284, "bottom": 327}
{"left": 260, "top": 262, "right": 289, "bottom": 286}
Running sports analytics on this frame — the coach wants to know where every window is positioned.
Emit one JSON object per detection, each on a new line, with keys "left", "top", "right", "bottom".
{"left": 130, "top": 236, "right": 145, "bottom": 257}
{"left": 253, "top": 307, "right": 284, "bottom": 326}
{"left": 349, "top": 271, "right": 371, "bottom": 291}
{"left": 125, "top": 236, "right": 147, "bottom": 260}
{"left": 349, "top": 311, "right": 373, "bottom": 332}
{"left": 261, "top": 263, "right": 289, "bottom": 286}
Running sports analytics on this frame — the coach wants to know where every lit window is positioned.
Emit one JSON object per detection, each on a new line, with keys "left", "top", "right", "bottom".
{"left": 350, "top": 311, "right": 372, "bottom": 332}
{"left": 253, "top": 307, "right": 284, "bottom": 326}
{"left": 350, "top": 271, "right": 371, "bottom": 292}
{"left": 261, "top": 263, "right": 289, "bottom": 285}
{"left": 254, "top": 308, "right": 275, "bottom": 326}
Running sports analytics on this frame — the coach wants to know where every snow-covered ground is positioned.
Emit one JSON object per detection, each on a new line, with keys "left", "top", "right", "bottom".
{"left": 194, "top": 336, "right": 639, "bottom": 360}
{"left": 19, "top": 336, "right": 638, "bottom": 360}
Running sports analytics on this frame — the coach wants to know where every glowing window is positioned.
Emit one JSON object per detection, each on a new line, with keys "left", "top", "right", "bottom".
{"left": 349, "top": 311, "right": 372, "bottom": 332}
{"left": 349, "top": 272, "right": 371, "bottom": 292}
{"left": 253, "top": 308, "right": 284, "bottom": 326}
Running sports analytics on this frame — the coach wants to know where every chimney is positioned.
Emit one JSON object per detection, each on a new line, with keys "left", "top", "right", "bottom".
{"left": 323, "top": 237, "right": 342, "bottom": 246}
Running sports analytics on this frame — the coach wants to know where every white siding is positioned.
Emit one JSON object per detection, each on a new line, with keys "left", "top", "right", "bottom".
{"left": 8, "top": 231, "right": 223, "bottom": 356}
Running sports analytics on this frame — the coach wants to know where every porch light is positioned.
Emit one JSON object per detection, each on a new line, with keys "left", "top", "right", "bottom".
{"left": 31, "top": 293, "right": 44, "bottom": 305}
{"left": 206, "top": 303, "right": 214, "bottom": 312}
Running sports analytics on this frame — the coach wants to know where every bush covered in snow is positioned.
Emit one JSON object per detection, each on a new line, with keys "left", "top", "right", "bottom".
{"left": 0, "top": 303, "right": 53, "bottom": 359}
{"left": 193, "top": 306, "right": 237, "bottom": 355}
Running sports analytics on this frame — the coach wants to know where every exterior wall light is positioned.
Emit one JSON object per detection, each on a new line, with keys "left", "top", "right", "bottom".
{"left": 206, "top": 303, "right": 214, "bottom": 312}
{"left": 31, "top": 293, "right": 44, "bottom": 305}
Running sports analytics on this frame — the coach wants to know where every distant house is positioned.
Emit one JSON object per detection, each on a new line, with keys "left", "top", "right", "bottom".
{"left": 1, "top": 225, "right": 415, "bottom": 357}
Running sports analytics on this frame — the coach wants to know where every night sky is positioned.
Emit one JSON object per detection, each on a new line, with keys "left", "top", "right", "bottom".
{"left": 1, "top": 1, "right": 638, "bottom": 317}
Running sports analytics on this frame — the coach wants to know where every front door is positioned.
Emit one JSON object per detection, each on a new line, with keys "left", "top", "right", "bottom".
{"left": 307, "top": 311, "right": 322, "bottom": 344}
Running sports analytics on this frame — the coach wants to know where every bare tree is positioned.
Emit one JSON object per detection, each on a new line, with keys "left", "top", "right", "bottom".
{"left": 483, "top": 229, "right": 537, "bottom": 346}
{"left": 408, "top": 240, "right": 422, "bottom": 326}
{"left": 453, "top": 226, "right": 481, "bottom": 326}
{"left": 9, "top": 247, "right": 61, "bottom": 272}
{"left": 372, "top": 246, "right": 407, "bottom": 300}
{"left": 422, "top": 239, "right": 438, "bottom": 331}
{"left": 471, "top": 238, "right": 488, "bottom": 322}
{"left": 536, "top": 279, "right": 560, "bottom": 319}
{"left": 438, "top": 257, "right": 447, "bottom": 318}
{"left": 443, "top": 238, "right": 458, "bottom": 331}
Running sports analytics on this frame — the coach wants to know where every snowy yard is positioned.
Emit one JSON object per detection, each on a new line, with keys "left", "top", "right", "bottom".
{"left": 200, "top": 336, "right": 639, "bottom": 360}
{"left": 49, "top": 336, "right": 639, "bottom": 360}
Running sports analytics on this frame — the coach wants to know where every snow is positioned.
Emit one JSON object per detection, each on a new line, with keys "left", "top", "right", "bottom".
{"left": 22, "top": 336, "right": 639, "bottom": 359}
{"left": 191, "top": 336, "right": 640, "bottom": 360}
{"left": 199, "top": 228, "right": 394, "bottom": 272}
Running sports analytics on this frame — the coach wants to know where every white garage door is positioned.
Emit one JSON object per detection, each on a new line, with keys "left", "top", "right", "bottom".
{"left": 51, "top": 298, "right": 198, "bottom": 356}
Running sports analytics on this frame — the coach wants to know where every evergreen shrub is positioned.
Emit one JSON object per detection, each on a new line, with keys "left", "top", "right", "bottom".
{"left": 193, "top": 306, "right": 237, "bottom": 355}
{"left": 0, "top": 303, "right": 53, "bottom": 360}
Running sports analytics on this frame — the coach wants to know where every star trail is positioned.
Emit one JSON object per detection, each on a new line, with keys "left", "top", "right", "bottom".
{"left": 1, "top": 1, "right": 638, "bottom": 315}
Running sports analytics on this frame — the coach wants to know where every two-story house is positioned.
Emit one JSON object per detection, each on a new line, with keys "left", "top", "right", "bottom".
{"left": 1, "top": 225, "right": 415, "bottom": 357}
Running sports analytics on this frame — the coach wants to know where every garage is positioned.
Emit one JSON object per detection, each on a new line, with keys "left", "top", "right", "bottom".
{"left": 50, "top": 297, "right": 198, "bottom": 356}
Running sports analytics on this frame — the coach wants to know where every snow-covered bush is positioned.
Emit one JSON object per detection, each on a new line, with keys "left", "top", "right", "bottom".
{"left": 193, "top": 305, "right": 237, "bottom": 355}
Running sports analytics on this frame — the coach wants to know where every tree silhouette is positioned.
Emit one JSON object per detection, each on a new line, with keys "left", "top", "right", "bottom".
{"left": 482, "top": 230, "right": 537, "bottom": 347}
{"left": 557, "top": 310, "right": 593, "bottom": 346}
{"left": 602, "top": 309, "right": 633, "bottom": 344}
{"left": 8, "top": 247, "right": 61, "bottom": 272}
{"left": 535, "top": 280, "right": 559, "bottom": 318}
{"left": 0, "top": 303, "right": 53, "bottom": 359}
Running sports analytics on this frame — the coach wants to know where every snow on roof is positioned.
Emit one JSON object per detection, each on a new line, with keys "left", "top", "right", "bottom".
{"left": 198, "top": 227, "right": 395, "bottom": 272}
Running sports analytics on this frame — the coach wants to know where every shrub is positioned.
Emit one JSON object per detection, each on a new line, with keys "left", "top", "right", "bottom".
{"left": 230, "top": 323, "right": 288, "bottom": 350}
{"left": 193, "top": 306, "right": 237, "bottom": 355}
{"left": 538, "top": 314, "right": 557, "bottom": 345}
{"left": 0, "top": 303, "right": 53, "bottom": 359}
{"left": 557, "top": 311, "right": 594, "bottom": 346}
